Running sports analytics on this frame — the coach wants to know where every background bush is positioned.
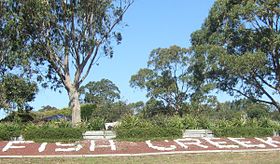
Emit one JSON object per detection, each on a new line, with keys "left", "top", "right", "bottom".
{"left": 117, "top": 115, "right": 153, "bottom": 129}
{"left": 23, "top": 125, "right": 83, "bottom": 142}
{"left": 86, "top": 117, "right": 105, "bottom": 130}
{"left": 116, "top": 126, "right": 182, "bottom": 141}
{"left": 213, "top": 127, "right": 274, "bottom": 137}
{"left": 116, "top": 115, "right": 183, "bottom": 140}
{"left": 81, "top": 104, "right": 96, "bottom": 121}
{"left": 0, "top": 123, "right": 21, "bottom": 140}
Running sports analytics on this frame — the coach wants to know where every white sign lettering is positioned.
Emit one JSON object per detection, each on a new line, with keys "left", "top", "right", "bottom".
{"left": 255, "top": 137, "right": 280, "bottom": 148}
{"left": 228, "top": 138, "right": 266, "bottom": 148}
{"left": 90, "top": 140, "right": 116, "bottom": 151}
{"left": 174, "top": 138, "right": 208, "bottom": 149}
{"left": 2, "top": 141, "right": 34, "bottom": 152}
{"left": 55, "top": 142, "right": 83, "bottom": 152}
{"left": 38, "top": 142, "right": 48, "bottom": 152}
{"left": 146, "top": 140, "right": 176, "bottom": 151}
{"left": 203, "top": 137, "right": 239, "bottom": 149}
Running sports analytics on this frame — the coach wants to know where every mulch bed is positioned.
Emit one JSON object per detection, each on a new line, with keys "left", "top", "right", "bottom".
{"left": 0, "top": 137, "right": 280, "bottom": 157}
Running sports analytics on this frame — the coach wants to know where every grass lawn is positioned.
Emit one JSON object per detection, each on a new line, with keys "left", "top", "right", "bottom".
{"left": 1, "top": 151, "right": 280, "bottom": 164}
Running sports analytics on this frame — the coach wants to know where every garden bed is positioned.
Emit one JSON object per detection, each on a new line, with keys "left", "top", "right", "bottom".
{"left": 1, "top": 137, "right": 280, "bottom": 157}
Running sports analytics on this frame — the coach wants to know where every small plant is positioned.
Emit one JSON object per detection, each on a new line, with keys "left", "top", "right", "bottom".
{"left": 166, "top": 115, "right": 184, "bottom": 129}
{"left": 182, "top": 114, "right": 199, "bottom": 129}
{"left": 117, "top": 115, "right": 153, "bottom": 129}
{"left": 86, "top": 117, "right": 105, "bottom": 130}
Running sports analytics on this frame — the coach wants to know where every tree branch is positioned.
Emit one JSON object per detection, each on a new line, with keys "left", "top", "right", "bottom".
{"left": 78, "top": 45, "right": 100, "bottom": 85}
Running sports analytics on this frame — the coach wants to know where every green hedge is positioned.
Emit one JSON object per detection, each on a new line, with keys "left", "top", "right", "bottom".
{"left": 23, "top": 127, "right": 83, "bottom": 142}
{"left": 213, "top": 127, "right": 275, "bottom": 137}
{"left": 0, "top": 124, "right": 21, "bottom": 140}
{"left": 116, "top": 126, "right": 182, "bottom": 141}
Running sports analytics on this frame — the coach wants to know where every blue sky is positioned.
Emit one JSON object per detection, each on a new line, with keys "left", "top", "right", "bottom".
{"left": 30, "top": 0, "right": 217, "bottom": 111}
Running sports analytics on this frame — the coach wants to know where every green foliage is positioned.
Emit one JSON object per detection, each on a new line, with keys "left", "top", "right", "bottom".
{"left": 1, "top": 0, "right": 134, "bottom": 125}
{"left": 128, "top": 101, "right": 145, "bottom": 115}
{"left": 181, "top": 115, "right": 199, "bottom": 129}
{"left": 90, "top": 101, "right": 133, "bottom": 122}
{"left": 213, "top": 127, "right": 274, "bottom": 138}
{"left": 86, "top": 117, "right": 105, "bottom": 131}
{"left": 197, "top": 116, "right": 212, "bottom": 129}
{"left": 38, "top": 106, "right": 59, "bottom": 112}
{"left": 247, "top": 108, "right": 269, "bottom": 119}
{"left": 0, "top": 123, "right": 21, "bottom": 140}
{"left": 130, "top": 45, "right": 198, "bottom": 115}
{"left": 80, "top": 79, "right": 121, "bottom": 104}
{"left": 211, "top": 119, "right": 233, "bottom": 129}
{"left": 116, "top": 127, "right": 182, "bottom": 141}
{"left": 34, "top": 108, "right": 71, "bottom": 121}
{"left": 149, "top": 115, "right": 184, "bottom": 129}
{"left": 142, "top": 98, "right": 169, "bottom": 118}
{"left": 166, "top": 116, "right": 184, "bottom": 129}
{"left": 258, "top": 117, "right": 280, "bottom": 130}
{"left": 23, "top": 125, "right": 83, "bottom": 142}
{"left": 117, "top": 115, "right": 153, "bottom": 129}
{"left": 191, "top": 0, "right": 280, "bottom": 110}
{"left": 0, "top": 75, "right": 37, "bottom": 111}
{"left": 43, "top": 120, "right": 72, "bottom": 128}
{"left": 116, "top": 115, "right": 183, "bottom": 140}
{"left": 81, "top": 104, "right": 96, "bottom": 121}
{"left": 1, "top": 111, "right": 35, "bottom": 123}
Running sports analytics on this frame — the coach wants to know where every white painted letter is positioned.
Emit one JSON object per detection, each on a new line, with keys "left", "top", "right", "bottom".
{"left": 55, "top": 142, "right": 83, "bottom": 152}
{"left": 90, "top": 140, "right": 116, "bottom": 151}
{"left": 174, "top": 138, "right": 208, "bottom": 149}
{"left": 146, "top": 140, "right": 176, "bottom": 151}
{"left": 203, "top": 138, "right": 239, "bottom": 149}
{"left": 255, "top": 137, "right": 280, "bottom": 148}
{"left": 228, "top": 138, "right": 266, "bottom": 148}
{"left": 38, "top": 142, "right": 48, "bottom": 152}
{"left": 2, "top": 141, "right": 34, "bottom": 152}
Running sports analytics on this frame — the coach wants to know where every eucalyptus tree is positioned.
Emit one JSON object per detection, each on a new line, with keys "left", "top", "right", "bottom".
{"left": 130, "top": 45, "right": 203, "bottom": 116}
{"left": 0, "top": 2, "right": 38, "bottom": 113}
{"left": 191, "top": 0, "right": 280, "bottom": 111}
{"left": 80, "top": 79, "right": 121, "bottom": 105}
{"left": 1, "top": 0, "right": 133, "bottom": 125}
{"left": 0, "top": 75, "right": 38, "bottom": 112}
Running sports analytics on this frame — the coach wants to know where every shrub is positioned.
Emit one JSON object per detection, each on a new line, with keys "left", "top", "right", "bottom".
{"left": 81, "top": 104, "right": 96, "bottom": 121}
{"left": 150, "top": 115, "right": 169, "bottom": 127}
{"left": 182, "top": 115, "right": 199, "bottom": 129}
{"left": 0, "top": 123, "right": 21, "bottom": 140}
{"left": 1, "top": 112, "right": 35, "bottom": 123}
{"left": 166, "top": 116, "right": 184, "bottom": 129}
{"left": 116, "top": 126, "right": 182, "bottom": 141}
{"left": 246, "top": 108, "right": 269, "bottom": 119}
{"left": 213, "top": 127, "right": 274, "bottom": 137}
{"left": 44, "top": 120, "right": 72, "bottom": 128}
{"left": 245, "top": 118, "right": 259, "bottom": 128}
{"left": 86, "top": 117, "right": 105, "bottom": 130}
{"left": 210, "top": 119, "right": 233, "bottom": 129}
{"left": 258, "top": 117, "right": 280, "bottom": 130}
{"left": 116, "top": 115, "right": 183, "bottom": 140}
{"left": 197, "top": 116, "right": 212, "bottom": 129}
{"left": 117, "top": 115, "right": 153, "bottom": 129}
{"left": 23, "top": 125, "right": 83, "bottom": 142}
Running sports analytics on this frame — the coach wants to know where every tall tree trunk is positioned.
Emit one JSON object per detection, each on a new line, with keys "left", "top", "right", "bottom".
{"left": 67, "top": 85, "right": 81, "bottom": 126}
